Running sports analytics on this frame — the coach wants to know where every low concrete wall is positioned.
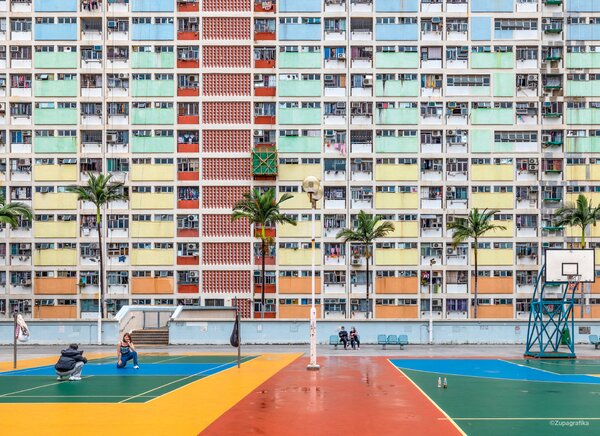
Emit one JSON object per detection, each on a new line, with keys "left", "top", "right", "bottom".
{"left": 0, "top": 320, "right": 119, "bottom": 345}
{"left": 169, "top": 319, "right": 600, "bottom": 345}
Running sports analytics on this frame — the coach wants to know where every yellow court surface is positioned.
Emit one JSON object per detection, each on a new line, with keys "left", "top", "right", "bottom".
{"left": 0, "top": 353, "right": 301, "bottom": 435}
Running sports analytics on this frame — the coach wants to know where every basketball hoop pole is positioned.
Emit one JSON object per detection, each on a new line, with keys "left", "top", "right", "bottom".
{"left": 13, "top": 311, "right": 17, "bottom": 369}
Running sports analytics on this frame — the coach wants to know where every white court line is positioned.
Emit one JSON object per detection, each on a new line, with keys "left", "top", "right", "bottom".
{"left": 500, "top": 359, "right": 561, "bottom": 376}
{"left": 118, "top": 360, "right": 239, "bottom": 404}
{"left": 151, "top": 356, "right": 188, "bottom": 364}
{"left": 444, "top": 417, "right": 600, "bottom": 421}
{"left": 0, "top": 376, "right": 95, "bottom": 398}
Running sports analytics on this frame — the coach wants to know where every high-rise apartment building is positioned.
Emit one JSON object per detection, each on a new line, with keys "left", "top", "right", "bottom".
{"left": 1, "top": 0, "right": 599, "bottom": 320}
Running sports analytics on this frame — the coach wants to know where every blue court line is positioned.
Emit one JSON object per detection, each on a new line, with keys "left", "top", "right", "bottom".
{"left": 0, "top": 362, "right": 237, "bottom": 377}
{"left": 390, "top": 359, "right": 600, "bottom": 385}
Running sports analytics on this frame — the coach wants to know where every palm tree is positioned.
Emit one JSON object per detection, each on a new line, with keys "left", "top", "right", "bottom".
{"left": 232, "top": 188, "right": 296, "bottom": 318}
{"left": 67, "top": 173, "right": 127, "bottom": 318}
{"left": 554, "top": 194, "right": 600, "bottom": 249}
{"left": 0, "top": 193, "right": 32, "bottom": 228}
{"left": 447, "top": 208, "right": 506, "bottom": 319}
{"left": 336, "top": 211, "right": 394, "bottom": 319}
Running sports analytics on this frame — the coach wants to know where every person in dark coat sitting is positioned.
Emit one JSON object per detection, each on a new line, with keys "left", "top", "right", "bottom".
{"left": 349, "top": 326, "right": 360, "bottom": 350}
{"left": 338, "top": 326, "right": 349, "bottom": 350}
{"left": 55, "top": 344, "right": 88, "bottom": 381}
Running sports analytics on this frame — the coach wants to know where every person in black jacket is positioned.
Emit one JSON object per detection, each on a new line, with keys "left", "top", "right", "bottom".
{"left": 338, "top": 326, "right": 349, "bottom": 350}
{"left": 55, "top": 344, "right": 88, "bottom": 381}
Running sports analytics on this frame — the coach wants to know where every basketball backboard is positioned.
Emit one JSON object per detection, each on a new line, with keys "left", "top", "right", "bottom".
{"left": 544, "top": 249, "right": 595, "bottom": 283}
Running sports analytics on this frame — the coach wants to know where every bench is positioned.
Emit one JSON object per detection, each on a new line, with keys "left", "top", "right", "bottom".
{"left": 378, "top": 334, "right": 409, "bottom": 349}
{"left": 590, "top": 334, "right": 600, "bottom": 349}
{"left": 329, "top": 335, "right": 341, "bottom": 349}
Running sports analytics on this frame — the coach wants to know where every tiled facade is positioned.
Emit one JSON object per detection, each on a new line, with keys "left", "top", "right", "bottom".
{"left": 2, "top": 0, "right": 600, "bottom": 320}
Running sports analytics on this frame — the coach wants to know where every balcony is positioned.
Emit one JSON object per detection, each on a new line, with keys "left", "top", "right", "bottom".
{"left": 279, "top": 51, "right": 320, "bottom": 69}
{"left": 131, "top": 221, "right": 174, "bottom": 238}
{"left": 33, "top": 193, "right": 78, "bottom": 210}
{"left": 131, "top": 52, "right": 175, "bottom": 69}
{"left": 33, "top": 136, "right": 77, "bottom": 153}
{"left": 34, "top": 221, "right": 78, "bottom": 238}
{"left": 34, "top": 108, "right": 78, "bottom": 125}
{"left": 34, "top": 277, "right": 77, "bottom": 295}
{"left": 35, "top": 23, "right": 77, "bottom": 41}
{"left": 131, "top": 136, "right": 174, "bottom": 153}
{"left": 34, "top": 80, "right": 77, "bottom": 97}
{"left": 132, "top": 23, "right": 174, "bottom": 41}
{"left": 131, "top": 164, "right": 174, "bottom": 181}
{"left": 131, "top": 249, "right": 174, "bottom": 266}
{"left": 131, "top": 277, "right": 174, "bottom": 294}
{"left": 34, "top": 164, "right": 77, "bottom": 182}
{"left": 131, "top": 108, "right": 175, "bottom": 125}
{"left": 34, "top": 52, "right": 78, "bottom": 69}
{"left": 34, "top": 249, "right": 77, "bottom": 266}
{"left": 131, "top": 80, "right": 175, "bottom": 97}
{"left": 130, "top": 193, "right": 174, "bottom": 210}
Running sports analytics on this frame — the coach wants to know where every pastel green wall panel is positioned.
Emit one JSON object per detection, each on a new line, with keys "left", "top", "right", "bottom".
{"left": 34, "top": 52, "right": 78, "bottom": 69}
{"left": 34, "top": 80, "right": 78, "bottom": 97}
{"left": 34, "top": 108, "right": 78, "bottom": 125}
{"left": 131, "top": 108, "right": 175, "bottom": 125}
{"left": 375, "top": 136, "right": 419, "bottom": 153}
{"left": 278, "top": 80, "right": 322, "bottom": 97}
{"left": 471, "top": 108, "right": 514, "bottom": 125}
{"left": 493, "top": 73, "right": 515, "bottom": 97}
{"left": 565, "top": 137, "right": 600, "bottom": 153}
{"left": 566, "top": 109, "right": 600, "bottom": 125}
{"left": 566, "top": 81, "right": 600, "bottom": 97}
{"left": 279, "top": 52, "right": 321, "bottom": 69}
{"left": 131, "top": 52, "right": 175, "bottom": 69}
{"left": 34, "top": 137, "right": 77, "bottom": 153}
{"left": 566, "top": 53, "right": 600, "bottom": 69}
{"left": 278, "top": 108, "right": 321, "bottom": 125}
{"left": 376, "top": 108, "right": 419, "bottom": 125}
{"left": 470, "top": 130, "right": 493, "bottom": 152}
{"left": 471, "top": 52, "right": 514, "bottom": 69}
{"left": 131, "top": 80, "right": 175, "bottom": 97}
{"left": 278, "top": 136, "right": 322, "bottom": 153}
{"left": 375, "top": 80, "right": 419, "bottom": 97}
{"left": 131, "top": 136, "right": 175, "bottom": 153}
{"left": 375, "top": 52, "right": 419, "bottom": 68}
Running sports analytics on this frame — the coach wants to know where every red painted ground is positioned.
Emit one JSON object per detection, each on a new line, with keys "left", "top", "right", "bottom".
{"left": 202, "top": 356, "right": 459, "bottom": 436}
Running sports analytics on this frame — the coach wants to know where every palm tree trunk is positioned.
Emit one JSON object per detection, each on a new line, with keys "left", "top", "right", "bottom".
{"left": 581, "top": 226, "right": 586, "bottom": 249}
{"left": 96, "top": 207, "right": 105, "bottom": 319}
{"left": 365, "top": 242, "right": 370, "bottom": 319}
{"left": 261, "top": 238, "right": 266, "bottom": 319}
{"left": 473, "top": 242, "right": 478, "bottom": 319}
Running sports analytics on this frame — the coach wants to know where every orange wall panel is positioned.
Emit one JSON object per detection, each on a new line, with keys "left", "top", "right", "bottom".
{"left": 471, "top": 277, "right": 513, "bottom": 294}
{"left": 376, "top": 277, "right": 419, "bottom": 294}
{"left": 474, "top": 305, "right": 514, "bottom": 319}
{"left": 375, "top": 305, "right": 419, "bottom": 319}
{"left": 279, "top": 305, "right": 321, "bottom": 319}
{"left": 131, "top": 277, "right": 174, "bottom": 294}
{"left": 279, "top": 277, "right": 321, "bottom": 294}
{"left": 34, "top": 277, "right": 77, "bottom": 295}
{"left": 34, "top": 306, "right": 77, "bottom": 319}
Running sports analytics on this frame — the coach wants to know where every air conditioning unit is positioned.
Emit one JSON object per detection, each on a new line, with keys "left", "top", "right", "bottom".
{"left": 337, "top": 53, "right": 346, "bottom": 60}
{"left": 432, "top": 132, "right": 441, "bottom": 137}
{"left": 447, "top": 130, "right": 456, "bottom": 136}
{"left": 189, "top": 18, "right": 198, "bottom": 24}
{"left": 381, "top": 242, "right": 392, "bottom": 248}
{"left": 119, "top": 73, "right": 128, "bottom": 78}
{"left": 530, "top": 186, "right": 539, "bottom": 192}
{"left": 528, "top": 159, "right": 537, "bottom": 164}
{"left": 0, "top": 103, "right": 5, "bottom": 112}
{"left": 351, "top": 258, "right": 361, "bottom": 265}
{"left": 107, "top": 133, "right": 117, "bottom": 142}
{"left": 254, "top": 74, "right": 264, "bottom": 82}
{"left": 93, "top": 46, "right": 102, "bottom": 51}
{"left": 10, "top": 46, "right": 19, "bottom": 52}
{"left": 189, "top": 271, "right": 199, "bottom": 278}
{"left": 542, "top": 134, "right": 551, "bottom": 143}
{"left": 363, "top": 77, "right": 373, "bottom": 87}
{"left": 108, "top": 20, "right": 117, "bottom": 28}
{"left": 447, "top": 247, "right": 455, "bottom": 255}
{"left": 528, "top": 164, "right": 538, "bottom": 171}
{"left": 186, "top": 243, "right": 196, "bottom": 250}
{"left": 432, "top": 243, "right": 442, "bottom": 248}
{"left": 155, "top": 102, "right": 161, "bottom": 108}
{"left": 254, "top": 130, "right": 264, "bottom": 136}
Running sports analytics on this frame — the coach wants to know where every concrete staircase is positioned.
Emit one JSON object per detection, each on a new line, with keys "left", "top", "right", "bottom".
{"left": 130, "top": 328, "right": 169, "bottom": 346}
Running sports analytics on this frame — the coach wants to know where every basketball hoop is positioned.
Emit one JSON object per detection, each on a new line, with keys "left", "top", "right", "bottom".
{"left": 566, "top": 274, "right": 582, "bottom": 284}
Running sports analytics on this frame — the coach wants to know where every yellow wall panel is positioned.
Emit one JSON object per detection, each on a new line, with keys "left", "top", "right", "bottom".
{"left": 130, "top": 164, "right": 174, "bottom": 181}
{"left": 34, "top": 249, "right": 77, "bottom": 266}
{"left": 130, "top": 221, "right": 174, "bottom": 238}
{"left": 34, "top": 165, "right": 77, "bottom": 182}
{"left": 34, "top": 221, "right": 78, "bottom": 238}
{"left": 279, "top": 248, "right": 322, "bottom": 266}
{"left": 475, "top": 248, "right": 513, "bottom": 266}
{"left": 130, "top": 193, "right": 174, "bottom": 210}
{"left": 279, "top": 221, "right": 322, "bottom": 238}
{"left": 130, "top": 249, "right": 174, "bottom": 266}
{"left": 375, "top": 248, "right": 418, "bottom": 266}
{"left": 471, "top": 165, "right": 513, "bottom": 181}
{"left": 374, "top": 193, "right": 418, "bottom": 209}
{"left": 472, "top": 192, "right": 513, "bottom": 209}
{"left": 278, "top": 164, "right": 321, "bottom": 181}
{"left": 374, "top": 164, "right": 419, "bottom": 181}
{"left": 33, "top": 193, "right": 78, "bottom": 210}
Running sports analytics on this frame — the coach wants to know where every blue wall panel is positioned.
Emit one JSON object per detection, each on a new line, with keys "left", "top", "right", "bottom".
{"left": 375, "top": 24, "right": 419, "bottom": 41}
{"left": 35, "top": 0, "right": 77, "bottom": 12}
{"left": 375, "top": 0, "right": 418, "bottom": 12}
{"left": 567, "top": 0, "right": 600, "bottom": 12}
{"left": 279, "top": 24, "right": 322, "bottom": 41}
{"left": 471, "top": 16, "right": 492, "bottom": 41}
{"left": 132, "top": 24, "right": 175, "bottom": 41}
{"left": 35, "top": 23, "right": 78, "bottom": 41}
{"left": 471, "top": 0, "right": 513, "bottom": 12}
{"left": 131, "top": 0, "right": 174, "bottom": 12}
{"left": 279, "top": 0, "right": 321, "bottom": 12}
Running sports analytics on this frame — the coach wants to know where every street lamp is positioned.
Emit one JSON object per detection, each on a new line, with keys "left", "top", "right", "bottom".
{"left": 303, "top": 176, "right": 322, "bottom": 371}
{"left": 429, "top": 258, "right": 436, "bottom": 344}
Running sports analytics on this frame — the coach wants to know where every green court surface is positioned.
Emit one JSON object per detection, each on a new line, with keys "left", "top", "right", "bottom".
{"left": 510, "top": 358, "right": 600, "bottom": 375}
{"left": 394, "top": 359, "right": 600, "bottom": 436}
{"left": 0, "top": 355, "right": 255, "bottom": 404}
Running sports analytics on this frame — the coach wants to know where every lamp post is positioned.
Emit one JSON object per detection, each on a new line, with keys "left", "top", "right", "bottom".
{"left": 303, "top": 176, "right": 323, "bottom": 371}
{"left": 429, "top": 258, "right": 436, "bottom": 344}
